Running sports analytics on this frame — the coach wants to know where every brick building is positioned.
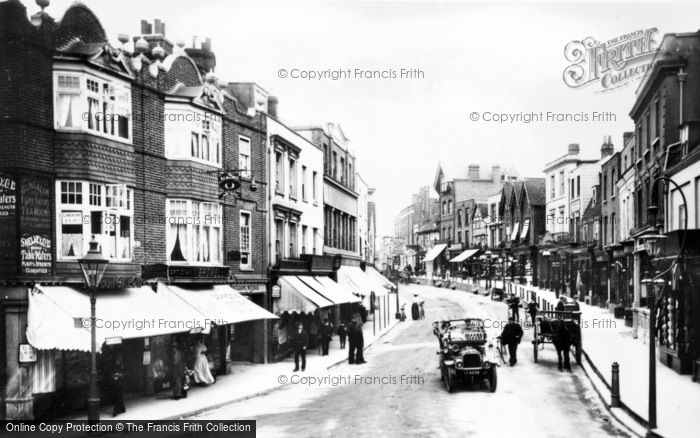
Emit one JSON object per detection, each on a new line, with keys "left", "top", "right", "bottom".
{"left": 0, "top": 1, "right": 274, "bottom": 420}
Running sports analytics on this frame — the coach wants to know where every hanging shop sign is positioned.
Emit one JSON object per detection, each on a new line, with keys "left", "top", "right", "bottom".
{"left": 271, "top": 284, "right": 281, "bottom": 298}
{"left": 19, "top": 343, "right": 37, "bottom": 363}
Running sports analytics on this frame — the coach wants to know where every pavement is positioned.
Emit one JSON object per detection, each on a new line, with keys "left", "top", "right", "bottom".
{"left": 66, "top": 290, "right": 407, "bottom": 422}
{"left": 191, "top": 284, "right": 629, "bottom": 438}
{"left": 502, "top": 280, "right": 700, "bottom": 438}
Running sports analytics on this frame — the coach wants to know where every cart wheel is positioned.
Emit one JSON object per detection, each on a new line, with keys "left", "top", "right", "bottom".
{"left": 575, "top": 343, "right": 582, "bottom": 365}
{"left": 487, "top": 367, "right": 497, "bottom": 393}
{"left": 445, "top": 368, "right": 456, "bottom": 393}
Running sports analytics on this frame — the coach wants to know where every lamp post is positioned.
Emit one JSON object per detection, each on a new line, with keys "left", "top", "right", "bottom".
{"left": 484, "top": 250, "right": 492, "bottom": 289}
{"left": 78, "top": 236, "right": 110, "bottom": 422}
{"left": 641, "top": 268, "right": 665, "bottom": 432}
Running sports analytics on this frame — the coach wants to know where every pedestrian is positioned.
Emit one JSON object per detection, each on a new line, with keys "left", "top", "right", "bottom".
{"left": 499, "top": 317, "right": 523, "bottom": 366}
{"left": 290, "top": 323, "right": 309, "bottom": 372}
{"left": 556, "top": 295, "right": 566, "bottom": 312}
{"left": 347, "top": 319, "right": 357, "bottom": 364}
{"left": 354, "top": 319, "right": 366, "bottom": 364}
{"left": 170, "top": 343, "right": 186, "bottom": 400}
{"left": 419, "top": 301, "right": 425, "bottom": 320}
{"left": 337, "top": 320, "right": 347, "bottom": 349}
{"left": 553, "top": 277, "right": 561, "bottom": 298}
{"left": 509, "top": 294, "right": 521, "bottom": 322}
{"left": 319, "top": 318, "right": 334, "bottom": 356}
{"left": 192, "top": 339, "right": 215, "bottom": 385}
{"left": 527, "top": 298, "right": 539, "bottom": 325}
{"left": 110, "top": 354, "right": 125, "bottom": 417}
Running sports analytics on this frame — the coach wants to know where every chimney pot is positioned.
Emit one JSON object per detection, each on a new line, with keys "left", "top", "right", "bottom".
{"left": 568, "top": 143, "right": 580, "bottom": 155}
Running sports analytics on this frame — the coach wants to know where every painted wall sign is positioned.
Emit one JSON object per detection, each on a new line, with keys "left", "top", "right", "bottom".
{"left": 19, "top": 176, "right": 53, "bottom": 276}
{"left": 0, "top": 173, "right": 16, "bottom": 216}
{"left": 20, "top": 234, "right": 52, "bottom": 275}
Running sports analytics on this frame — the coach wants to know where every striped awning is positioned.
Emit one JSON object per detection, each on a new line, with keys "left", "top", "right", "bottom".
{"left": 423, "top": 244, "right": 447, "bottom": 262}
{"left": 449, "top": 249, "right": 481, "bottom": 263}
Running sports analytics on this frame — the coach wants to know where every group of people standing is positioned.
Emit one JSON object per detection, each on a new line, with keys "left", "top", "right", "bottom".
{"left": 170, "top": 339, "right": 216, "bottom": 401}
{"left": 288, "top": 316, "right": 367, "bottom": 372}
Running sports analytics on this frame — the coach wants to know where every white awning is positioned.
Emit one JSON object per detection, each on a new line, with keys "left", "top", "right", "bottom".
{"left": 164, "top": 284, "right": 278, "bottom": 326}
{"left": 302, "top": 276, "right": 362, "bottom": 305}
{"left": 449, "top": 249, "right": 481, "bottom": 263}
{"left": 366, "top": 266, "right": 396, "bottom": 289}
{"left": 274, "top": 276, "right": 335, "bottom": 314}
{"left": 423, "top": 244, "right": 447, "bottom": 262}
{"left": 27, "top": 283, "right": 209, "bottom": 352}
{"left": 510, "top": 222, "right": 520, "bottom": 241}
{"left": 520, "top": 219, "right": 530, "bottom": 240}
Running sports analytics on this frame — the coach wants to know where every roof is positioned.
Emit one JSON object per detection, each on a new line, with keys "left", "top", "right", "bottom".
{"left": 582, "top": 197, "right": 601, "bottom": 221}
{"left": 522, "top": 178, "right": 546, "bottom": 206}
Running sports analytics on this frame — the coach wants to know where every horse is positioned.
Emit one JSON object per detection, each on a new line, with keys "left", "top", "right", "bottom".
{"left": 541, "top": 319, "right": 581, "bottom": 371}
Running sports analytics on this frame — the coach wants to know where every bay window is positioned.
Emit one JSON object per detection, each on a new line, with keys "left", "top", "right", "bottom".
{"left": 56, "top": 181, "right": 133, "bottom": 260}
{"left": 164, "top": 104, "right": 222, "bottom": 166}
{"left": 54, "top": 70, "right": 131, "bottom": 141}
{"left": 240, "top": 211, "right": 252, "bottom": 269}
{"left": 166, "top": 199, "right": 222, "bottom": 264}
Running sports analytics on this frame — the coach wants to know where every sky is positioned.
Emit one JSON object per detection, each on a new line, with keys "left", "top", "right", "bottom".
{"left": 35, "top": 0, "right": 700, "bottom": 237}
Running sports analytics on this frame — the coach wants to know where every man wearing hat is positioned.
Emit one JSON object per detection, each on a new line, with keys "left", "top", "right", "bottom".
{"left": 290, "top": 322, "right": 309, "bottom": 372}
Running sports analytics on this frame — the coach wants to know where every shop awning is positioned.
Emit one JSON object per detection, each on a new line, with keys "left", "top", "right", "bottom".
{"left": 449, "top": 248, "right": 481, "bottom": 263}
{"left": 164, "top": 284, "right": 278, "bottom": 326}
{"left": 520, "top": 219, "right": 530, "bottom": 240}
{"left": 298, "top": 276, "right": 361, "bottom": 305}
{"left": 27, "top": 284, "right": 209, "bottom": 352}
{"left": 423, "top": 244, "right": 447, "bottom": 262}
{"left": 510, "top": 222, "right": 520, "bottom": 241}
{"left": 274, "top": 276, "right": 335, "bottom": 314}
{"left": 366, "top": 266, "right": 396, "bottom": 289}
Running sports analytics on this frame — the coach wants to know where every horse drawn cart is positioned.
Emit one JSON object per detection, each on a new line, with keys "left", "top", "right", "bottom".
{"left": 532, "top": 309, "right": 582, "bottom": 371}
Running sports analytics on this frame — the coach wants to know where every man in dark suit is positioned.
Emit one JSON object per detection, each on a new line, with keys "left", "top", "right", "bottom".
{"left": 319, "top": 319, "right": 334, "bottom": 356}
{"left": 499, "top": 317, "right": 523, "bottom": 366}
{"left": 347, "top": 320, "right": 357, "bottom": 364}
{"left": 290, "top": 323, "right": 309, "bottom": 372}
{"left": 354, "top": 319, "right": 366, "bottom": 364}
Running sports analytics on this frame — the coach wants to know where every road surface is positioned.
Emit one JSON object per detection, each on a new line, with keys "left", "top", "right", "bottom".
{"left": 191, "top": 284, "right": 629, "bottom": 438}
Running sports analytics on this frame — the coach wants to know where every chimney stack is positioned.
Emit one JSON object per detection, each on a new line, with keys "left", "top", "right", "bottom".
{"left": 153, "top": 18, "right": 165, "bottom": 35}
{"left": 491, "top": 165, "right": 501, "bottom": 183}
{"left": 468, "top": 164, "right": 480, "bottom": 180}
{"left": 601, "top": 135, "right": 614, "bottom": 158}
{"left": 267, "top": 96, "right": 279, "bottom": 119}
{"left": 568, "top": 143, "right": 580, "bottom": 155}
{"left": 140, "top": 19, "right": 152, "bottom": 35}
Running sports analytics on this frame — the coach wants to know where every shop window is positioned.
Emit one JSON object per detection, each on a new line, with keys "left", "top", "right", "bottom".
{"left": 166, "top": 199, "right": 222, "bottom": 264}
{"left": 240, "top": 211, "right": 251, "bottom": 269}
{"left": 54, "top": 71, "right": 131, "bottom": 141}
{"left": 57, "top": 181, "right": 133, "bottom": 260}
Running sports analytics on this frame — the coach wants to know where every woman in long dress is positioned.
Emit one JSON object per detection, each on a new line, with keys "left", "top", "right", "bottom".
{"left": 192, "top": 340, "right": 215, "bottom": 385}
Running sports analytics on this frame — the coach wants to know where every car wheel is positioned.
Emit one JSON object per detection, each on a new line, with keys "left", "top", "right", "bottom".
{"left": 487, "top": 367, "right": 497, "bottom": 392}
{"left": 445, "top": 368, "right": 456, "bottom": 393}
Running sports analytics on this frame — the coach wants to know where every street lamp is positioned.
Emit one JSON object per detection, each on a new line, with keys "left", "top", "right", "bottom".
{"left": 484, "top": 250, "right": 493, "bottom": 289}
{"left": 640, "top": 267, "right": 665, "bottom": 432}
{"left": 78, "top": 236, "right": 109, "bottom": 422}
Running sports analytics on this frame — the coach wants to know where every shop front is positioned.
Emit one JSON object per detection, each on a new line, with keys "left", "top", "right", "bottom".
{"left": 24, "top": 282, "right": 277, "bottom": 419}
{"left": 423, "top": 244, "right": 447, "bottom": 280}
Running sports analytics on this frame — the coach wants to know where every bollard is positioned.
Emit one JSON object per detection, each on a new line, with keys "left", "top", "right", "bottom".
{"left": 611, "top": 362, "right": 620, "bottom": 407}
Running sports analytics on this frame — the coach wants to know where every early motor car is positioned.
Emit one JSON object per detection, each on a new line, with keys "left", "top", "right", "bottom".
{"left": 433, "top": 318, "right": 499, "bottom": 393}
